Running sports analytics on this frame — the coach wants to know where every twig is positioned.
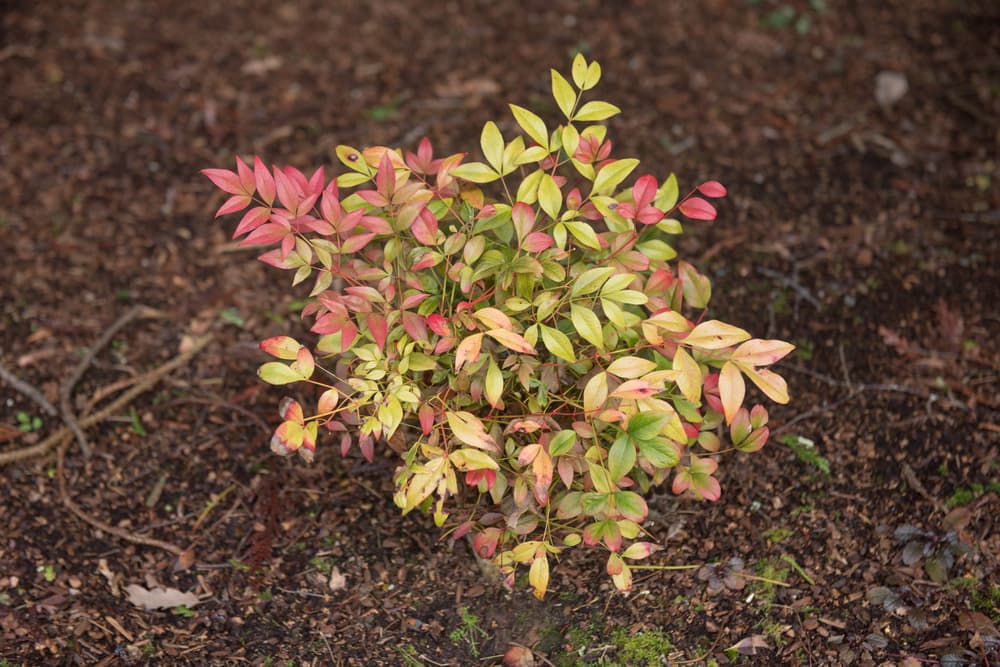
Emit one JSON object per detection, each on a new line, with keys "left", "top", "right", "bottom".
{"left": 0, "top": 335, "right": 213, "bottom": 465}
{"left": 756, "top": 267, "right": 822, "bottom": 310}
{"left": 59, "top": 305, "right": 166, "bottom": 458}
{"left": 0, "top": 364, "right": 58, "bottom": 416}
{"left": 49, "top": 334, "right": 214, "bottom": 561}
{"left": 56, "top": 432, "right": 185, "bottom": 556}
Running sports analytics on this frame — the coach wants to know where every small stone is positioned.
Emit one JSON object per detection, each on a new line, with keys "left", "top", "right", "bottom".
{"left": 875, "top": 71, "right": 908, "bottom": 108}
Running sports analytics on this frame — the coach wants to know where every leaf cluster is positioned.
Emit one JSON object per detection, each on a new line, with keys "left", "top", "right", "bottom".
{"left": 204, "top": 55, "right": 794, "bottom": 598}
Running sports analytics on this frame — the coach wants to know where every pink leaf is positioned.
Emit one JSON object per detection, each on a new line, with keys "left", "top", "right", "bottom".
{"left": 232, "top": 206, "right": 271, "bottom": 237}
{"left": 418, "top": 404, "right": 436, "bottom": 436}
{"left": 340, "top": 232, "right": 375, "bottom": 254}
{"left": 678, "top": 196, "right": 717, "bottom": 221}
{"left": 636, "top": 206, "right": 664, "bottom": 225}
{"left": 376, "top": 152, "right": 395, "bottom": 199}
{"left": 307, "top": 166, "right": 325, "bottom": 196}
{"left": 511, "top": 202, "right": 536, "bottom": 242}
{"left": 632, "top": 174, "right": 658, "bottom": 209}
{"left": 272, "top": 166, "right": 301, "bottom": 213}
{"left": 201, "top": 168, "right": 244, "bottom": 195}
{"left": 426, "top": 313, "right": 452, "bottom": 337}
{"left": 697, "top": 180, "right": 727, "bottom": 198}
{"left": 215, "top": 194, "right": 252, "bottom": 218}
{"left": 402, "top": 311, "right": 428, "bottom": 343}
{"left": 254, "top": 156, "right": 276, "bottom": 205}
{"left": 236, "top": 156, "right": 255, "bottom": 194}
{"left": 521, "top": 232, "right": 554, "bottom": 253}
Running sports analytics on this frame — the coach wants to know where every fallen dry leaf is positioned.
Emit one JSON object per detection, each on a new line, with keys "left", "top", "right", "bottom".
{"left": 125, "top": 584, "right": 200, "bottom": 611}
{"left": 328, "top": 567, "right": 347, "bottom": 592}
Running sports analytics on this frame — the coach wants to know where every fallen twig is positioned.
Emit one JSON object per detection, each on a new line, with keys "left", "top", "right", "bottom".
{"left": 0, "top": 335, "right": 213, "bottom": 465}
{"left": 0, "top": 364, "right": 59, "bottom": 416}
{"left": 59, "top": 305, "right": 166, "bottom": 458}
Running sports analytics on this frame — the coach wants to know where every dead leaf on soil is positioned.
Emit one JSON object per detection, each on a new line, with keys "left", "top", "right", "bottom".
{"left": 729, "top": 634, "right": 770, "bottom": 655}
{"left": 328, "top": 567, "right": 347, "bottom": 592}
{"left": 125, "top": 584, "right": 201, "bottom": 611}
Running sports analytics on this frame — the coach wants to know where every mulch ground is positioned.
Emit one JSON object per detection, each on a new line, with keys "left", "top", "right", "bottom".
{"left": 1, "top": 0, "right": 998, "bottom": 665}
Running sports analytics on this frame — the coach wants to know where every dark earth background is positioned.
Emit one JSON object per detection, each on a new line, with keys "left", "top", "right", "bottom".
{"left": 2, "top": 0, "right": 998, "bottom": 664}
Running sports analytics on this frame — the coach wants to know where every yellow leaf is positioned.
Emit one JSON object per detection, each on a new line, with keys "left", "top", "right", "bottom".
{"left": 455, "top": 333, "right": 483, "bottom": 372}
{"left": 571, "top": 304, "right": 605, "bottom": 351}
{"left": 571, "top": 52, "right": 588, "bottom": 89}
{"left": 551, "top": 68, "right": 576, "bottom": 118}
{"left": 485, "top": 357, "right": 503, "bottom": 408}
{"left": 449, "top": 447, "right": 499, "bottom": 471}
{"left": 592, "top": 158, "right": 639, "bottom": 196}
{"left": 607, "top": 356, "right": 657, "bottom": 379}
{"left": 529, "top": 554, "right": 549, "bottom": 600}
{"left": 541, "top": 324, "right": 576, "bottom": 363}
{"left": 573, "top": 100, "right": 621, "bottom": 122}
{"left": 738, "top": 366, "right": 790, "bottom": 404}
{"left": 718, "top": 361, "right": 745, "bottom": 424}
{"left": 538, "top": 173, "right": 562, "bottom": 219}
{"left": 672, "top": 347, "right": 703, "bottom": 404}
{"left": 731, "top": 339, "right": 796, "bottom": 367}
{"left": 480, "top": 121, "right": 504, "bottom": 172}
{"left": 561, "top": 124, "right": 580, "bottom": 157}
{"left": 509, "top": 104, "right": 549, "bottom": 150}
{"left": 584, "top": 372, "right": 608, "bottom": 414}
{"left": 684, "top": 320, "right": 751, "bottom": 350}
{"left": 474, "top": 307, "right": 513, "bottom": 331}
{"left": 516, "top": 169, "right": 544, "bottom": 204}
{"left": 583, "top": 61, "right": 602, "bottom": 90}
{"left": 450, "top": 162, "right": 499, "bottom": 184}
{"left": 446, "top": 411, "right": 498, "bottom": 451}
{"left": 486, "top": 329, "right": 536, "bottom": 354}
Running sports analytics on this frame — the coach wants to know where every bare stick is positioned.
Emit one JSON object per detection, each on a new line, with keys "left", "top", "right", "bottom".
{"left": 0, "top": 335, "right": 213, "bottom": 465}
{"left": 56, "top": 432, "right": 185, "bottom": 556}
{"left": 0, "top": 364, "right": 58, "bottom": 416}
{"left": 59, "top": 305, "right": 166, "bottom": 458}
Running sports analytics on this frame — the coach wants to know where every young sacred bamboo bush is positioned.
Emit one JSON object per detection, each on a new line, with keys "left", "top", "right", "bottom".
{"left": 203, "top": 55, "right": 794, "bottom": 599}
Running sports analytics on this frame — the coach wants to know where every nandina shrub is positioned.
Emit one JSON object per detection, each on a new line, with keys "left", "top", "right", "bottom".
{"left": 204, "top": 55, "right": 793, "bottom": 599}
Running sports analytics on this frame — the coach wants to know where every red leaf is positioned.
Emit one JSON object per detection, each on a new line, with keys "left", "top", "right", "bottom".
{"left": 307, "top": 166, "right": 325, "bottom": 196}
{"left": 402, "top": 311, "right": 428, "bottom": 343}
{"left": 359, "top": 435, "right": 374, "bottom": 463}
{"left": 632, "top": 174, "right": 658, "bottom": 208}
{"left": 418, "top": 404, "right": 436, "bottom": 436}
{"left": 411, "top": 207, "right": 439, "bottom": 245}
{"left": 233, "top": 206, "right": 271, "bottom": 237}
{"left": 697, "top": 180, "right": 727, "bottom": 198}
{"left": 511, "top": 202, "right": 536, "bottom": 242}
{"left": 376, "top": 152, "right": 395, "bottom": 199}
{"left": 426, "top": 313, "right": 451, "bottom": 337}
{"left": 201, "top": 168, "right": 244, "bottom": 195}
{"left": 254, "top": 156, "right": 275, "bottom": 205}
{"left": 636, "top": 206, "right": 664, "bottom": 225}
{"left": 678, "top": 196, "right": 717, "bottom": 220}
{"left": 368, "top": 313, "right": 387, "bottom": 351}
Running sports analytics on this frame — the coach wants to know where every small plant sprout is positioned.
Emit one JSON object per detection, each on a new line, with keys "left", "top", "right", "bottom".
{"left": 204, "top": 55, "right": 793, "bottom": 598}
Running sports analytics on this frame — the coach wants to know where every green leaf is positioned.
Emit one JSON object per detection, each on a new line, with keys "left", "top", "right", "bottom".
{"left": 549, "top": 430, "right": 577, "bottom": 457}
{"left": 572, "top": 267, "right": 615, "bottom": 297}
{"left": 510, "top": 104, "right": 549, "bottom": 150}
{"left": 679, "top": 261, "right": 712, "bottom": 309}
{"left": 565, "top": 221, "right": 601, "bottom": 250}
{"left": 480, "top": 121, "right": 504, "bottom": 171}
{"left": 485, "top": 357, "right": 503, "bottom": 408}
{"left": 654, "top": 173, "right": 679, "bottom": 211}
{"left": 614, "top": 491, "right": 647, "bottom": 522}
{"left": 258, "top": 362, "right": 306, "bottom": 385}
{"left": 573, "top": 100, "right": 621, "bottom": 122}
{"left": 540, "top": 324, "right": 576, "bottom": 363}
{"left": 592, "top": 158, "right": 639, "bottom": 196}
{"left": 571, "top": 304, "right": 605, "bottom": 351}
{"left": 538, "top": 173, "right": 562, "bottom": 219}
{"left": 637, "top": 239, "right": 677, "bottom": 261}
{"left": 451, "top": 162, "right": 500, "bottom": 183}
{"left": 551, "top": 69, "right": 577, "bottom": 118}
{"left": 449, "top": 447, "right": 500, "bottom": 471}
{"left": 561, "top": 124, "right": 580, "bottom": 157}
{"left": 637, "top": 437, "right": 680, "bottom": 468}
{"left": 608, "top": 435, "right": 636, "bottom": 481}
{"left": 627, "top": 412, "right": 669, "bottom": 441}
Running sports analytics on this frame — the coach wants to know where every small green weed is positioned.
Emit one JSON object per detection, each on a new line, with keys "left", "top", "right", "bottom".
{"left": 763, "top": 527, "right": 793, "bottom": 545}
{"left": 611, "top": 628, "right": 674, "bottom": 667}
{"left": 397, "top": 644, "right": 426, "bottom": 667}
{"left": 947, "top": 481, "right": 1000, "bottom": 507}
{"left": 779, "top": 434, "right": 830, "bottom": 474}
{"left": 449, "top": 606, "right": 489, "bottom": 657}
{"left": 16, "top": 411, "right": 43, "bottom": 433}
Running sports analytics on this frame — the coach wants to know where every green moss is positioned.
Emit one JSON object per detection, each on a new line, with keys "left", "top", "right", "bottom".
{"left": 752, "top": 559, "right": 789, "bottom": 608}
{"left": 763, "top": 527, "right": 793, "bottom": 544}
{"left": 611, "top": 628, "right": 674, "bottom": 667}
{"left": 971, "top": 585, "right": 1000, "bottom": 622}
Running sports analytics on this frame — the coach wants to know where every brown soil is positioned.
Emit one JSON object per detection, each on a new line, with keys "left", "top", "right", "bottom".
{"left": 1, "top": 0, "right": 998, "bottom": 665}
